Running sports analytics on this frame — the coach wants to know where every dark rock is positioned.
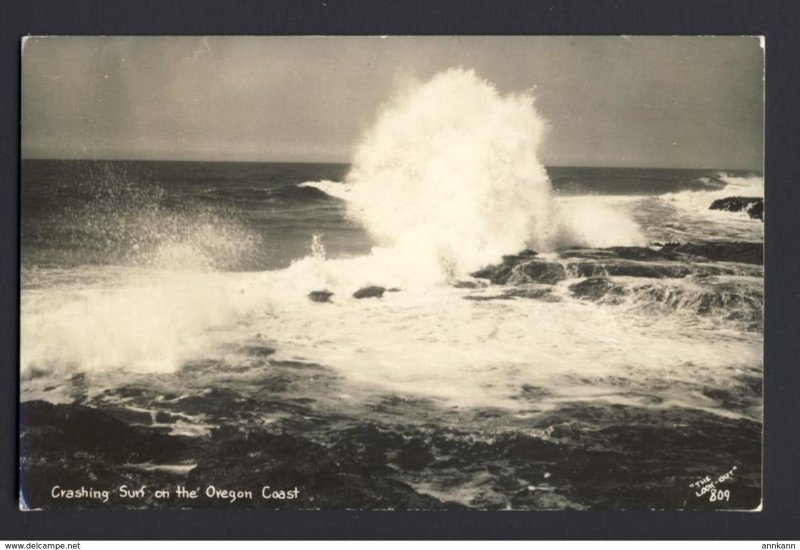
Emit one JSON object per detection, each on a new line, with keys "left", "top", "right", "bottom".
{"left": 172, "top": 388, "right": 258, "bottom": 419}
{"left": 661, "top": 242, "right": 763, "bottom": 265}
{"left": 353, "top": 286, "right": 385, "bottom": 299}
{"left": 710, "top": 196, "right": 763, "bottom": 220}
{"left": 508, "top": 260, "right": 567, "bottom": 285}
{"left": 308, "top": 290, "right": 333, "bottom": 303}
{"left": 472, "top": 258, "right": 566, "bottom": 285}
{"left": 502, "top": 249, "right": 538, "bottom": 261}
{"left": 187, "top": 429, "right": 453, "bottom": 509}
{"left": 328, "top": 424, "right": 402, "bottom": 476}
{"left": 106, "top": 385, "right": 150, "bottom": 399}
{"left": 569, "top": 260, "right": 694, "bottom": 279}
{"left": 559, "top": 247, "right": 678, "bottom": 262}
{"left": 397, "top": 438, "right": 434, "bottom": 471}
{"left": 516, "top": 384, "right": 551, "bottom": 400}
{"left": 559, "top": 243, "right": 765, "bottom": 266}
{"left": 102, "top": 406, "right": 153, "bottom": 425}
{"left": 471, "top": 263, "right": 515, "bottom": 284}
{"left": 19, "top": 400, "right": 194, "bottom": 509}
{"left": 604, "top": 246, "right": 678, "bottom": 261}
{"left": 20, "top": 401, "right": 190, "bottom": 464}
{"left": 154, "top": 410, "right": 179, "bottom": 424}
{"left": 471, "top": 251, "right": 537, "bottom": 284}
{"left": 569, "top": 277, "right": 618, "bottom": 301}
{"left": 570, "top": 275, "right": 762, "bottom": 330}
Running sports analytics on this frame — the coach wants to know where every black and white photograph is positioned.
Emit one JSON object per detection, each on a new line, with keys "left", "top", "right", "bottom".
{"left": 19, "top": 36, "right": 764, "bottom": 511}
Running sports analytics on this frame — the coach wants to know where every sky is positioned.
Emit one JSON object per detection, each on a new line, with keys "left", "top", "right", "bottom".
{"left": 21, "top": 36, "right": 764, "bottom": 169}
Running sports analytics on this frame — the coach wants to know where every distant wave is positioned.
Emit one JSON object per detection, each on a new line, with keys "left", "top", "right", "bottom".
{"left": 659, "top": 172, "right": 764, "bottom": 219}
{"left": 298, "top": 180, "right": 353, "bottom": 201}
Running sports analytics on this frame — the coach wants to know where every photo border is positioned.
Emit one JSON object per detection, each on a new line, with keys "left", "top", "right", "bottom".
{"left": 2, "top": 0, "right": 798, "bottom": 540}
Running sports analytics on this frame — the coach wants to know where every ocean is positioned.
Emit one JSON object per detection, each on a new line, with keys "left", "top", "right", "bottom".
{"left": 19, "top": 158, "right": 763, "bottom": 511}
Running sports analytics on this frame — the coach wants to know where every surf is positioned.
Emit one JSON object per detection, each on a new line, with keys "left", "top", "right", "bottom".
{"left": 301, "top": 68, "right": 645, "bottom": 287}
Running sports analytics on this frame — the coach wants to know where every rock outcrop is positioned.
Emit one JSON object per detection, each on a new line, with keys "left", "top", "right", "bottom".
{"left": 353, "top": 286, "right": 386, "bottom": 299}
{"left": 709, "top": 196, "right": 763, "bottom": 221}
{"left": 308, "top": 290, "right": 334, "bottom": 303}
{"left": 660, "top": 242, "right": 762, "bottom": 265}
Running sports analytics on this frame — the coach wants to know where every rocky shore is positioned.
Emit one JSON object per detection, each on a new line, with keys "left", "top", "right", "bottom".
{"left": 463, "top": 242, "right": 763, "bottom": 330}
{"left": 20, "top": 239, "right": 763, "bottom": 511}
{"left": 20, "top": 389, "right": 761, "bottom": 510}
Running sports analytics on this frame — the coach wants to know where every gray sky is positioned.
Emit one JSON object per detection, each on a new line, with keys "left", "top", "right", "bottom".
{"left": 22, "top": 36, "right": 764, "bottom": 169}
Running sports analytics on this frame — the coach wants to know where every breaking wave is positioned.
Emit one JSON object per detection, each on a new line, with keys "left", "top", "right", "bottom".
{"left": 301, "top": 68, "right": 644, "bottom": 285}
{"left": 659, "top": 172, "right": 764, "bottom": 219}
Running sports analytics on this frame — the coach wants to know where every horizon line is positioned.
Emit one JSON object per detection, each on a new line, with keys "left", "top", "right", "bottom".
{"left": 19, "top": 156, "right": 764, "bottom": 173}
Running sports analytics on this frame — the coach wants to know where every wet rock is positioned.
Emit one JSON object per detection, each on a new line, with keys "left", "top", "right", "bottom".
{"left": 102, "top": 406, "right": 153, "bottom": 426}
{"left": 710, "top": 196, "right": 763, "bottom": 220}
{"left": 470, "top": 263, "right": 514, "bottom": 284}
{"left": 308, "top": 290, "right": 333, "bottom": 303}
{"left": 154, "top": 410, "right": 179, "bottom": 424}
{"left": 105, "top": 385, "right": 150, "bottom": 399}
{"left": 187, "top": 428, "right": 453, "bottom": 509}
{"left": 471, "top": 250, "right": 537, "bottom": 284}
{"left": 559, "top": 247, "right": 678, "bottom": 262}
{"left": 20, "top": 401, "right": 190, "bottom": 463}
{"left": 174, "top": 388, "right": 258, "bottom": 419}
{"left": 661, "top": 242, "right": 763, "bottom": 265}
{"left": 570, "top": 275, "right": 762, "bottom": 330}
{"left": 472, "top": 257, "right": 565, "bottom": 285}
{"left": 19, "top": 400, "right": 194, "bottom": 509}
{"left": 353, "top": 286, "right": 385, "bottom": 299}
{"left": 569, "top": 277, "right": 618, "bottom": 301}
{"left": 508, "top": 260, "right": 567, "bottom": 285}
{"left": 328, "top": 424, "right": 402, "bottom": 476}
{"left": 502, "top": 249, "right": 538, "bottom": 261}
{"left": 397, "top": 438, "right": 435, "bottom": 471}
{"left": 604, "top": 246, "right": 679, "bottom": 261}
{"left": 569, "top": 260, "right": 694, "bottom": 279}
{"left": 561, "top": 243, "right": 765, "bottom": 266}
{"left": 517, "top": 384, "right": 552, "bottom": 400}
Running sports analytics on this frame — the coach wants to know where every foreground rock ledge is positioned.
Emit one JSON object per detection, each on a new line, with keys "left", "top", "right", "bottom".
{"left": 468, "top": 242, "right": 763, "bottom": 287}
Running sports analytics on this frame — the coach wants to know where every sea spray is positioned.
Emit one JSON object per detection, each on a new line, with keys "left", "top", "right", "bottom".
{"left": 302, "top": 68, "right": 645, "bottom": 286}
{"left": 27, "top": 162, "right": 263, "bottom": 271}
{"left": 342, "top": 68, "right": 555, "bottom": 284}
{"left": 310, "top": 233, "right": 326, "bottom": 261}
{"left": 553, "top": 197, "right": 646, "bottom": 248}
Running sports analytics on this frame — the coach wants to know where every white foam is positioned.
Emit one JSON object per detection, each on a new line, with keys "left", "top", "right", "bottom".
{"left": 660, "top": 173, "right": 763, "bottom": 219}
{"left": 301, "top": 68, "right": 645, "bottom": 286}
{"left": 553, "top": 196, "right": 647, "bottom": 248}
